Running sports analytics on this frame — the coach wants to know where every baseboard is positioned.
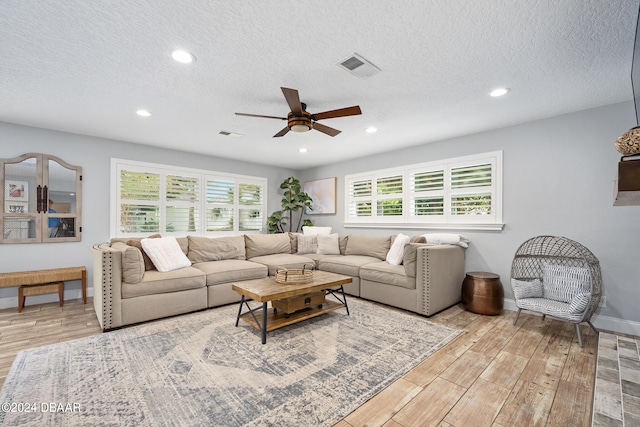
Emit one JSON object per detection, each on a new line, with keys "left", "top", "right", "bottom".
{"left": 504, "top": 298, "right": 640, "bottom": 337}
{"left": 0, "top": 288, "right": 93, "bottom": 311}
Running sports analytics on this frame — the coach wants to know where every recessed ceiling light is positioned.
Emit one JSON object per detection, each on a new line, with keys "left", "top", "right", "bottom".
{"left": 171, "top": 49, "right": 195, "bottom": 64}
{"left": 136, "top": 109, "right": 152, "bottom": 117}
{"left": 298, "top": 148, "right": 308, "bottom": 153}
{"left": 490, "top": 88, "right": 510, "bottom": 97}
{"left": 365, "top": 127, "right": 378, "bottom": 133}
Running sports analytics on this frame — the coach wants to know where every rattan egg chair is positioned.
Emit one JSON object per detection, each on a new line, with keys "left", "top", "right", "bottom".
{"left": 510, "top": 235, "right": 602, "bottom": 347}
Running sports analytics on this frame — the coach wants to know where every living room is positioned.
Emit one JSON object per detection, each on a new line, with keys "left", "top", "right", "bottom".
{"left": 1, "top": 1, "right": 639, "bottom": 426}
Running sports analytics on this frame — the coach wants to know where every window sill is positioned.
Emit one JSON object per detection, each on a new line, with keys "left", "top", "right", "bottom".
{"left": 343, "top": 223, "right": 505, "bottom": 231}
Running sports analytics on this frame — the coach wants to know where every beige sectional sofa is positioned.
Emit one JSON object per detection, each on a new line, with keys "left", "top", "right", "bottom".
{"left": 91, "top": 233, "right": 466, "bottom": 331}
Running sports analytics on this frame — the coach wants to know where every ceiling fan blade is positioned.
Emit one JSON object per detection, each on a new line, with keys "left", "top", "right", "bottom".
{"left": 273, "top": 126, "right": 290, "bottom": 138}
{"left": 281, "top": 87, "right": 303, "bottom": 115}
{"left": 235, "top": 112, "right": 286, "bottom": 120}
{"left": 313, "top": 106, "right": 362, "bottom": 121}
{"left": 313, "top": 122, "right": 341, "bottom": 137}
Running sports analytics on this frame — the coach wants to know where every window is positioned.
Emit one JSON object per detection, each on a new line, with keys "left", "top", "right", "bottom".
{"left": 112, "top": 159, "right": 267, "bottom": 237}
{"left": 345, "top": 151, "right": 502, "bottom": 230}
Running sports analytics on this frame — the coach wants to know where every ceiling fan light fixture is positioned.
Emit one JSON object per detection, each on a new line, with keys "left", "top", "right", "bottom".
{"left": 291, "top": 124, "right": 310, "bottom": 133}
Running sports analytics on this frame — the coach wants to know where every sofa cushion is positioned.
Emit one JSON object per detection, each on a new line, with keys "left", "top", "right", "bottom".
{"left": 248, "top": 253, "right": 315, "bottom": 276}
{"left": 360, "top": 262, "right": 416, "bottom": 290}
{"left": 121, "top": 266, "right": 206, "bottom": 299}
{"left": 192, "top": 260, "right": 267, "bottom": 285}
{"left": 244, "top": 234, "right": 291, "bottom": 258}
{"left": 302, "top": 253, "right": 342, "bottom": 268}
{"left": 318, "top": 255, "right": 383, "bottom": 277}
{"left": 345, "top": 235, "right": 391, "bottom": 260}
{"left": 187, "top": 235, "right": 246, "bottom": 263}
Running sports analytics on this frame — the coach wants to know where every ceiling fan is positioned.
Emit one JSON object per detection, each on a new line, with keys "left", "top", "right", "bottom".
{"left": 235, "top": 87, "right": 362, "bottom": 138}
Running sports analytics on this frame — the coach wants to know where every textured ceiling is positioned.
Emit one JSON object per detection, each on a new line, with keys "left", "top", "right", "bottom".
{"left": 0, "top": 1, "right": 638, "bottom": 169}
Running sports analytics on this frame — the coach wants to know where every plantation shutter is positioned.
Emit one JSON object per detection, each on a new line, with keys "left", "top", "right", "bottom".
{"left": 376, "top": 174, "right": 403, "bottom": 218}
{"left": 206, "top": 178, "right": 234, "bottom": 232}
{"left": 238, "top": 182, "right": 263, "bottom": 231}
{"left": 347, "top": 178, "right": 373, "bottom": 219}
{"left": 410, "top": 169, "right": 444, "bottom": 218}
{"left": 450, "top": 163, "right": 492, "bottom": 217}
{"left": 166, "top": 174, "right": 200, "bottom": 233}
{"left": 119, "top": 170, "right": 161, "bottom": 233}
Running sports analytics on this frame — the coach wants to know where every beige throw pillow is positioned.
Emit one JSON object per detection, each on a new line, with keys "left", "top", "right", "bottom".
{"left": 345, "top": 235, "right": 391, "bottom": 260}
{"left": 126, "top": 234, "right": 161, "bottom": 271}
{"left": 297, "top": 235, "right": 317, "bottom": 254}
{"left": 316, "top": 233, "right": 340, "bottom": 255}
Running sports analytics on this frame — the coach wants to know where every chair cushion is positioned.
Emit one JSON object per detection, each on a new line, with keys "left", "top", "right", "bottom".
{"left": 542, "top": 263, "right": 590, "bottom": 303}
{"left": 192, "top": 260, "right": 267, "bottom": 285}
{"left": 511, "top": 278, "right": 543, "bottom": 300}
{"left": 516, "top": 297, "right": 586, "bottom": 322}
{"left": 568, "top": 292, "right": 591, "bottom": 314}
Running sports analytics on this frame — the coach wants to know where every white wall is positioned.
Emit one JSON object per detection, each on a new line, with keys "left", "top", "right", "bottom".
{"left": 298, "top": 101, "right": 640, "bottom": 335}
{"left": 0, "top": 122, "right": 294, "bottom": 307}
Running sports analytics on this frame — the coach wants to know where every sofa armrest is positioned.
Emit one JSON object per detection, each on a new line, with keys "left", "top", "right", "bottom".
{"left": 91, "top": 243, "right": 125, "bottom": 330}
{"left": 415, "top": 245, "right": 465, "bottom": 316}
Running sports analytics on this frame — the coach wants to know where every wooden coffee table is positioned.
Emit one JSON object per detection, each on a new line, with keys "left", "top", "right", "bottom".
{"left": 232, "top": 270, "right": 352, "bottom": 344}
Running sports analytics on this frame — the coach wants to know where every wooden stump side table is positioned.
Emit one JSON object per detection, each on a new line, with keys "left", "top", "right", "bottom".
{"left": 461, "top": 271, "right": 504, "bottom": 315}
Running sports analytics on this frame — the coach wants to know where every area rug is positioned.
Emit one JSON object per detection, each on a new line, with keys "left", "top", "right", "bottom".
{"left": 0, "top": 298, "right": 460, "bottom": 426}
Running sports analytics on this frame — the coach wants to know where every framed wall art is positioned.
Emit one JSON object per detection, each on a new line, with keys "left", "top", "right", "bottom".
{"left": 304, "top": 177, "right": 336, "bottom": 214}
{"left": 5, "top": 180, "right": 29, "bottom": 202}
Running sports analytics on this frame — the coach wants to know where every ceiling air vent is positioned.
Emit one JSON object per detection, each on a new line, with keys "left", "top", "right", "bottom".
{"left": 219, "top": 130, "right": 243, "bottom": 137}
{"left": 338, "top": 53, "right": 381, "bottom": 79}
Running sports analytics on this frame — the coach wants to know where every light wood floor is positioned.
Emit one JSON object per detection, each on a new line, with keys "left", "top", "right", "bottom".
{"left": 0, "top": 297, "right": 599, "bottom": 426}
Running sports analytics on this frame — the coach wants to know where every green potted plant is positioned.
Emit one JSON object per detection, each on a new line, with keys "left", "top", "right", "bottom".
{"left": 267, "top": 176, "right": 313, "bottom": 233}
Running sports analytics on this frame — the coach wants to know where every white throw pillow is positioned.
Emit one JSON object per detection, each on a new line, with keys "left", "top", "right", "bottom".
{"left": 421, "top": 233, "right": 470, "bottom": 248}
{"left": 302, "top": 226, "right": 332, "bottom": 236}
{"left": 140, "top": 236, "right": 192, "bottom": 272}
{"left": 386, "top": 233, "right": 410, "bottom": 265}
{"left": 297, "top": 235, "right": 318, "bottom": 254}
{"left": 542, "top": 262, "right": 590, "bottom": 303}
{"left": 511, "top": 278, "right": 543, "bottom": 300}
{"left": 316, "top": 233, "right": 340, "bottom": 255}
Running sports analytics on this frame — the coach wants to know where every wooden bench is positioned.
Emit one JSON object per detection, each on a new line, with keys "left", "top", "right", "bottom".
{"left": 0, "top": 266, "right": 86, "bottom": 312}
